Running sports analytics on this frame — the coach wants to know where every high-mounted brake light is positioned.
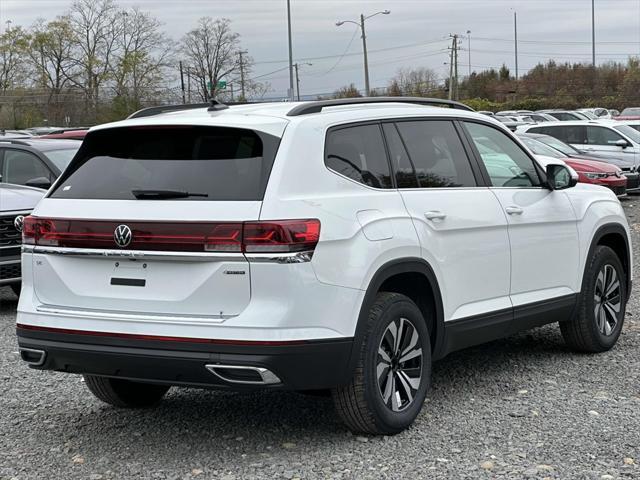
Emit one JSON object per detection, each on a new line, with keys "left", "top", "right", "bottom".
{"left": 23, "top": 217, "right": 320, "bottom": 254}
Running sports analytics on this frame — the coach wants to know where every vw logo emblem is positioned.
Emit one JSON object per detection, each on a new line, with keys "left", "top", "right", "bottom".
{"left": 114, "top": 224, "right": 133, "bottom": 248}
{"left": 14, "top": 215, "right": 25, "bottom": 232}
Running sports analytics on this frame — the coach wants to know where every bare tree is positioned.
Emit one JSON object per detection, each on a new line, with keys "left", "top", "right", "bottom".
{"left": 110, "top": 7, "right": 174, "bottom": 113}
{"left": 333, "top": 84, "right": 362, "bottom": 98}
{"left": 389, "top": 67, "right": 440, "bottom": 96}
{"left": 0, "top": 25, "right": 29, "bottom": 93}
{"left": 67, "top": 0, "right": 121, "bottom": 114}
{"left": 182, "top": 17, "right": 242, "bottom": 101}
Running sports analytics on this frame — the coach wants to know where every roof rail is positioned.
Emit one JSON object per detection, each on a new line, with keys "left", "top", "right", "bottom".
{"left": 0, "top": 139, "right": 30, "bottom": 146}
{"left": 286, "top": 96, "right": 474, "bottom": 117}
{"left": 127, "top": 99, "right": 229, "bottom": 119}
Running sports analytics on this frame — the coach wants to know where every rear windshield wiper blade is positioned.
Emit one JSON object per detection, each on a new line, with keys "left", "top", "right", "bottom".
{"left": 131, "top": 189, "right": 209, "bottom": 199}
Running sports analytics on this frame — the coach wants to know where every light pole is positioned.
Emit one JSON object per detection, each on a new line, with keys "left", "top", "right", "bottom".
{"left": 336, "top": 10, "right": 390, "bottom": 96}
{"left": 287, "top": 0, "right": 295, "bottom": 101}
{"left": 513, "top": 10, "right": 519, "bottom": 80}
{"left": 294, "top": 62, "right": 312, "bottom": 101}
{"left": 591, "top": 0, "right": 596, "bottom": 66}
{"left": 466, "top": 30, "right": 471, "bottom": 77}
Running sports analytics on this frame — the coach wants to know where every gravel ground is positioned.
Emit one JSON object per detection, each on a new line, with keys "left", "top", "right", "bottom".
{"left": 1, "top": 201, "right": 640, "bottom": 480}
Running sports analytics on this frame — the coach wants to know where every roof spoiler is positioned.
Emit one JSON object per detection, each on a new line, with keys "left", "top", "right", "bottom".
{"left": 127, "top": 99, "right": 229, "bottom": 119}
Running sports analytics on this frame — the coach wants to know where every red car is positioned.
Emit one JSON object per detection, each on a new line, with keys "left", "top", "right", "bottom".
{"left": 563, "top": 157, "right": 627, "bottom": 196}
{"left": 40, "top": 129, "right": 88, "bottom": 140}
{"left": 518, "top": 135, "right": 627, "bottom": 196}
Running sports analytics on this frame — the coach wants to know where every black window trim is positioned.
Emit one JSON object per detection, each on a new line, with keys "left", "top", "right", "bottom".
{"left": 458, "top": 119, "right": 547, "bottom": 189}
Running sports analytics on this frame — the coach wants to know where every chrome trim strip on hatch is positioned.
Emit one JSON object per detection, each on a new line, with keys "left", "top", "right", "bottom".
{"left": 36, "top": 304, "right": 233, "bottom": 323}
{"left": 244, "top": 251, "right": 315, "bottom": 264}
{"left": 23, "top": 245, "right": 245, "bottom": 262}
{"left": 24, "top": 246, "right": 315, "bottom": 264}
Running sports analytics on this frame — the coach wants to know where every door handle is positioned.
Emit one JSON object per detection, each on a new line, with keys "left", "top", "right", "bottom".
{"left": 425, "top": 211, "right": 447, "bottom": 221}
{"left": 505, "top": 206, "right": 523, "bottom": 215}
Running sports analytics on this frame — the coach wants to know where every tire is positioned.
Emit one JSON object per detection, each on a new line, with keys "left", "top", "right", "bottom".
{"left": 84, "top": 375, "right": 169, "bottom": 408}
{"left": 10, "top": 284, "right": 20, "bottom": 297}
{"left": 560, "top": 245, "right": 627, "bottom": 353}
{"left": 332, "top": 292, "right": 431, "bottom": 435}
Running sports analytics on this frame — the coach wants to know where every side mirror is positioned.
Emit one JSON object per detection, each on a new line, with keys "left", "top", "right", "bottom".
{"left": 546, "top": 164, "right": 578, "bottom": 190}
{"left": 25, "top": 176, "right": 52, "bottom": 190}
{"left": 614, "top": 139, "right": 631, "bottom": 148}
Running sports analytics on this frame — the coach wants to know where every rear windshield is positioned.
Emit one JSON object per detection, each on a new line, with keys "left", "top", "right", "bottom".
{"left": 50, "top": 126, "right": 280, "bottom": 201}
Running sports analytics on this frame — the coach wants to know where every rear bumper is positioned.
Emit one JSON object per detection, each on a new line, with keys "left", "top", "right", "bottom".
{"left": 16, "top": 325, "right": 354, "bottom": 390}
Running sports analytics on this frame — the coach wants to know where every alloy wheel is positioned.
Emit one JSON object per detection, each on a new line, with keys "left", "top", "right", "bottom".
{"left": 377, "top": 317, "right": 423, "bottom": 412}
{"left": 594, "top": 264, "right": 621, "bottom": 336}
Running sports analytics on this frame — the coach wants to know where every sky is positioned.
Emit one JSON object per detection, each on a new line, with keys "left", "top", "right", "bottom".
{"left": 3, "top": 0, "right": 640, "bottom": 99}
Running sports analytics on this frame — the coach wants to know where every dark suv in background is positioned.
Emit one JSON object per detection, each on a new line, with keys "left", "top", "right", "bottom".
{"left": 1, "top": 183, "right": 44, "bottom": 295}
{"left": 0, "top": 139, "right": 80, "bottom": 190}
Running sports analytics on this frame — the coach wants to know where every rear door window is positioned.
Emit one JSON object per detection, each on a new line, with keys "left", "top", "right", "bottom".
{"left": 394, "top": 120, "right": 477, "bottom": 188}
{"left": 325, "top": 124, "right": 392, "bottom": 189}
{"left": 50, "top": 126, "right": 280, "bottom": 201}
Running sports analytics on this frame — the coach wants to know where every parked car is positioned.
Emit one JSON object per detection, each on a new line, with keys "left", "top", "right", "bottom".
{"left": 536, "top": 110, "right": 591, "bottom": 121}
{"left": 494, "top": 115, "right": 528, "bottom": 131}
{"left": 16, "top": 97, "right": 632, "bottom": 435}
{"left": 578, "top": 108, "right": 612, "bottom": 119}
{"left": 25, "top": 127, "right": 65, "bottom": 136}
{"left": 616, "top": 120, "right": 640, "bottom": 134}
{"left": 519, "top": 131, "right": 640, "bottom": 192}
{"left": 41, "top": 129, "right": 89, "bottom": 140}
{"left": 517, "top": 120, "right": 640, "bottom": 171}
{"left": 0, "top": 183, "right": 44, "bottom": 296}
{"left": 527, "top": 112, "right": 557, "bottom": 123}
{"left": 616, "top": 107, "right": 640, "bottom": 120}
{"left": 518, "top": 134, "right": 627, "bottom": 196}
{"left": 0, "top": 139, "right": 80, "bottom": 189}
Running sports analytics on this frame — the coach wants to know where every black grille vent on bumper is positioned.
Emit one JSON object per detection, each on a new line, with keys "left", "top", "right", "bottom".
{"left": 0, "top": 263, "right": 21, "bottom": 281}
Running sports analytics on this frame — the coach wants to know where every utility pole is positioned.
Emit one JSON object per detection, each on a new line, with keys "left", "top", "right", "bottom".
{"left": 179, "top": 61, "right": 186, "bottom": 104}
{"left": 294, "top": 63, "right": 300, "bottom": 101}
{"left": 360, "top": 14, "right": 371, "bottom": 96}
{"left": 454, "top": 34, "right": 459, "bottom": 100}
{"left": 238, "top": 50, "right": 247, "bottom": 100}
{"left": 448, "top": 35, "right": 455, "bottom": 101}
{"left": 336, "top": 10, "right": 390, "bottom": 98}
{"left": 592, "top": 0, "right": 596, "bottom": 66}
{"left": 187, "top": 69, "right": 191, "bottom": 103}
{"left": 466, "top": 30, "right": 471, "bottom": 77}
{"left": 514, "top": 11, "right": 519, "bottom": 80}
{"left": 287, "top": 0, "right": 295, "bottom": 101}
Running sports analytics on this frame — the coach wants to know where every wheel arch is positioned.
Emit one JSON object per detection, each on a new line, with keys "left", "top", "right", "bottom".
{"left": 587, "top": 223, "right": 632, "bottom": 300}
{"left": 345, "top": 258, "right": 446, "bottom": 380}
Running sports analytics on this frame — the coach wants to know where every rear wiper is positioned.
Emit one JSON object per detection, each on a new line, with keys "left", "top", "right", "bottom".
{"left": 131, "top": 189, "right": 209, "bottom": 200}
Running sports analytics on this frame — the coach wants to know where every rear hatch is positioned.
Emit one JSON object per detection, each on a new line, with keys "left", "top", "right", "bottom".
{"left": 28, "top": 123, "right": 283, "bottom": 320}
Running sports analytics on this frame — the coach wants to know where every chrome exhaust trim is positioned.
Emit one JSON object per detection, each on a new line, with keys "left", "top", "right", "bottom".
{"left": 205, "top": 364, "right": 281, "bottom": 385}
{"left": 19, "top": 348, "right": 46, "bottom": 366}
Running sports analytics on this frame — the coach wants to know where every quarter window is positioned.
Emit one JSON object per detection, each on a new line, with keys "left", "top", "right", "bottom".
{"left": 325, "top": 124, "right": 392, "bottom": 189}
{"left": 394, "top": 120, "right": 476, "bottom": 188}
{"left": 465, "top": 122, "right": 541, "bottom": 187}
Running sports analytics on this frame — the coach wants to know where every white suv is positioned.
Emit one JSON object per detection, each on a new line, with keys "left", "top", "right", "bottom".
{"left": 16, "top": 98, "right": 632, "bottom": 435}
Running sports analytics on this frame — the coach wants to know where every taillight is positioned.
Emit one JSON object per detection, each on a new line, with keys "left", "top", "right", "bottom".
{"left": 22, "top": 217, "right": 320, "bottom": 254}
{"left": 243, "top": 220, "right": 320, "bottom": 253}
